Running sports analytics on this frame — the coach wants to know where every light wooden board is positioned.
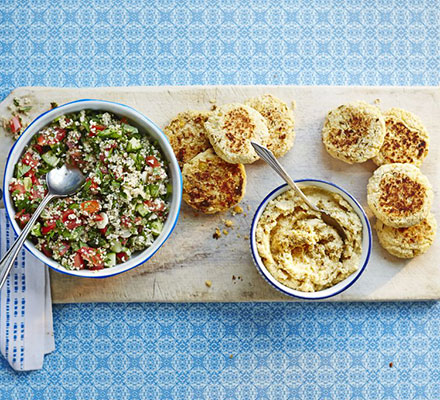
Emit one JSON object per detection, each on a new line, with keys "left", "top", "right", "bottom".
{"left": 0, "top": 86, "right": 439, "bottom": 303}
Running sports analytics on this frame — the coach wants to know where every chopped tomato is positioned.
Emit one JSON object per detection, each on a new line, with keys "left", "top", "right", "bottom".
{"left": 36, "top": 134, "right": 46, "bottom": 146}
{"left": 62, "top": 210, "right": 74, "bottom": 222}
{"left": 55, "top": 128, "right": 66, "bottom": 141}
{"left": 79, "top": 247, "right": 103, "bottom": 267}
{"left": 74, "top": 252, "right": 84, "bottom": 269}
{"left": 24, "top": 170, "right": 40, "bottom": 185}
{"left": 15, "top": 209, "right": 25, "bottom": 219}
{"left": 9, "top": 116, "right": 21, "bottom": 134}
{"left": 89, "top": 178, "right": 99, "bottom": 194}
{"left": 9, "top": 182, "right": 25, "bottom": 195}
{"left": 41, "top": 243, "right": 52, "bottom": 258}
{"left": 41, "top": 222, "right": 56, "bottom": 235}
{"left": 37, "top": 128, "right": 66, "bottom": 146}
{"left": 62, "top": 209, "right": 74, "bottom": 222}
{"left": 58, "top": 242, "right": 70, "bottom": 257}
{"left": 116, "top": 252, "right": 129, "bottom": 263}
{"left": 33, "top": 144, "right": 44, "bottom": 154}
{"left": 85, "top": 177, "right": 99, "bottom": 189}
{"left": 36, "top": 134, "right": 55, "bottom": 146}
{"left": 121, "top": 117, "right": 127, "bottom": 124}
{"left": 22, "top": 151, "right": 39, "bottom": 168}
{"left": 67, "top": 131, "right": 81, "bottom": 147}
{"left": 121, "top": 215, "right": 132, "bottom": 228}
{"left": 145, "top": 155, "right": 160, "bottom": 168}
{"left": 31, "top": 174, "right": 40, "bottom": 185}
{"left": 144, "top": 199, "right": 165, "bottom": 213}
{"left": 134, "top": 217, "right": 143, "bottom": 233}
{"left": 93, "top": 213, "right": 104, "bottom": 223}
{"left": 31, "top": 175, "right": 39, "bottom": 185}
{"left": 65, "top": 219, "right": 80, "bottom": 230}
{"left": 89, "top": 265, "right": 104, "bottom": 270}
{"left": 80, "top": 200, "right": 100, "bottom": 214}
{"left": 104, "top": 142, "right": 118, "bottom": 151}
{"left": 62, "top": 210, "right": 80, "bottom": 230}
{"left": 89, "top": 124, "right": 106, "bottom": 137}
{"left": 68, "top": 150, "right": 83, "bottom": 168}
{"left": 15, "top": 209, "right": 30, "bottom": 228}
{"left": 30, "top": 188, "right": 44, "bottom": 201}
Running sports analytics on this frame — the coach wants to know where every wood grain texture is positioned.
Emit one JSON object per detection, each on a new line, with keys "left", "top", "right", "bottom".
{"left": 0, "top": 86, "right": 439, "bottom": 303}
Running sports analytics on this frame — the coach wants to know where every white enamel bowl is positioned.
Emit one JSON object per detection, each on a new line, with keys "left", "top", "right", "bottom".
{"left": 250, "top": 179, "right": 372, "bottom": 300}
{"left": 3, "top": 99, "right": 182, "bottom": 278}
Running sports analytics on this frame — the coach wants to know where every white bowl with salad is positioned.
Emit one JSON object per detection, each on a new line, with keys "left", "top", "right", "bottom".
{"left": 3, "top": 99, "right": 182, "bottom": 278}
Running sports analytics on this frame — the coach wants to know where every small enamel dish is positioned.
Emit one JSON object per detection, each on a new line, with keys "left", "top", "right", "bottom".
{"left": 250, "top": 179, "right": 372, "bottom": 300}
{"left": 3, "top": 99, "right": 182, "bottom": 278}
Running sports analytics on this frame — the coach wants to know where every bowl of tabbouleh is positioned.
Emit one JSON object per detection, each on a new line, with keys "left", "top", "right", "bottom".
{"left": 3, "top": 99, "right": 182, "bottom": 278}
{"left": 250, "top": 179, "right": 372, "bottom": 300}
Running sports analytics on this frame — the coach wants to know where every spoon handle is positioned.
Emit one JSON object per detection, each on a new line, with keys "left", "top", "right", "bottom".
{"left": 0, "top": 193, "right": 55, "bottom": 290}
{"left": 251, "top": 142, "right": 320, "bottom": 212}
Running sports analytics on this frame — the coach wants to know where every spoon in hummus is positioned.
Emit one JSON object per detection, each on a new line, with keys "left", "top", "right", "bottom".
{"left": 251, "top": 142, "right": 346, "bottom": 242}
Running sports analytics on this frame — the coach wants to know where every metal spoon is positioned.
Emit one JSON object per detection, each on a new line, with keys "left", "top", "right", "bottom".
{"left": 251, "top": 142, "right": 346, "bottom": 242}
{"left": 0, "top": 164, "right": 86, "bottom": 290}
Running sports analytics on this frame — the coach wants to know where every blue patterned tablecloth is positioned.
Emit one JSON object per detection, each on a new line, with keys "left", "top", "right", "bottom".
{"left": 1, "top": 1, "right": 440, "bottom": 399}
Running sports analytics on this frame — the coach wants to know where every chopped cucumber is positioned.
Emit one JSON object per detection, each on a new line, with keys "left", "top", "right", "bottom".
{"left": 98, "top": 129, "right": 122, "bottom": 139}
{"left": 16, "top": 164, "right": 31, "bottom": 178}
{"left": 104, "top": 252, "right": 116, "bottom": 267}
{"left": 122, "top": 124, "right": 138, "bottom": 134}
{"left": 23, "top": 177, "right": 32, "bottom": 191}
{"left": 136, "top": 153, "right": 144, "bottom": 167}
{"left": 126, "top": 137, "right": 142, "bottom": 152}
{"left": 121, "top": 247, "right": 131, "bottom": 257}
{"left": 149, "top": 184, "right": 160, "bottom": 198}
{"left": 41, "top": 151, "right": 59, "bottom": 167}
{"left": 111, "top": 181, "right": 121, "bottom": 190}
{"left": 71, "top": 226, "right": 84, "bottom": 240}
{"left": 81, "top": 120, "right": 90, "bottom": 132}
{"left": 136, "top": 203, "right": 149, "bottom": 217}
{"left": 31, "top": 222, "right": 42, "bottom": 237}
{"left": 151, "top": 220, "right": 163, "bottom": 236}
{"left": 71, "top": 242, "right": 80, "bottom": 252}
{"left": 110, "top": 240, "right": 123, "bottom": 253}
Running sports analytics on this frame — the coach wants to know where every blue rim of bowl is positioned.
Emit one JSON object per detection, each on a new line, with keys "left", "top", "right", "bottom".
{"left": 250, "top": 179, "right": 372, "bottom": 300}
{"left": 3, "top": 98, "right": 183, "bottom": 279}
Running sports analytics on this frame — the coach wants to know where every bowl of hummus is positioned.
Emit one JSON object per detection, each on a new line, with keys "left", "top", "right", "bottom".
{"left": 250, "top": 179, "right": 372, "bottom": 300}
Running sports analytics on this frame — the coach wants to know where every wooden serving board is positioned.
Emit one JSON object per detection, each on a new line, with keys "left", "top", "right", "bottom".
{"left": 1, "top": 86, "right": 439, "bottom": 303}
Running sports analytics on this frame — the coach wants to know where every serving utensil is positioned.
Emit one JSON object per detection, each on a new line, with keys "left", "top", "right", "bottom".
{"left": 0, "top": 165, "right": 86, "bottom": 290}
{"left": 251, "top": 141, "right": 346, "bottom": 242}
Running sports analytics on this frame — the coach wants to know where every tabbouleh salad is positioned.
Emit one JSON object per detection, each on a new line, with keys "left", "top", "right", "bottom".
{"left": 9, "top": 110, "right": 171, "bottom": 270}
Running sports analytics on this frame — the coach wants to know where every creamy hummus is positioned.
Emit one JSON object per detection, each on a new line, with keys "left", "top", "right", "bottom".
{"left": 256, "top": 186, "right": 363, "bottom": 292}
